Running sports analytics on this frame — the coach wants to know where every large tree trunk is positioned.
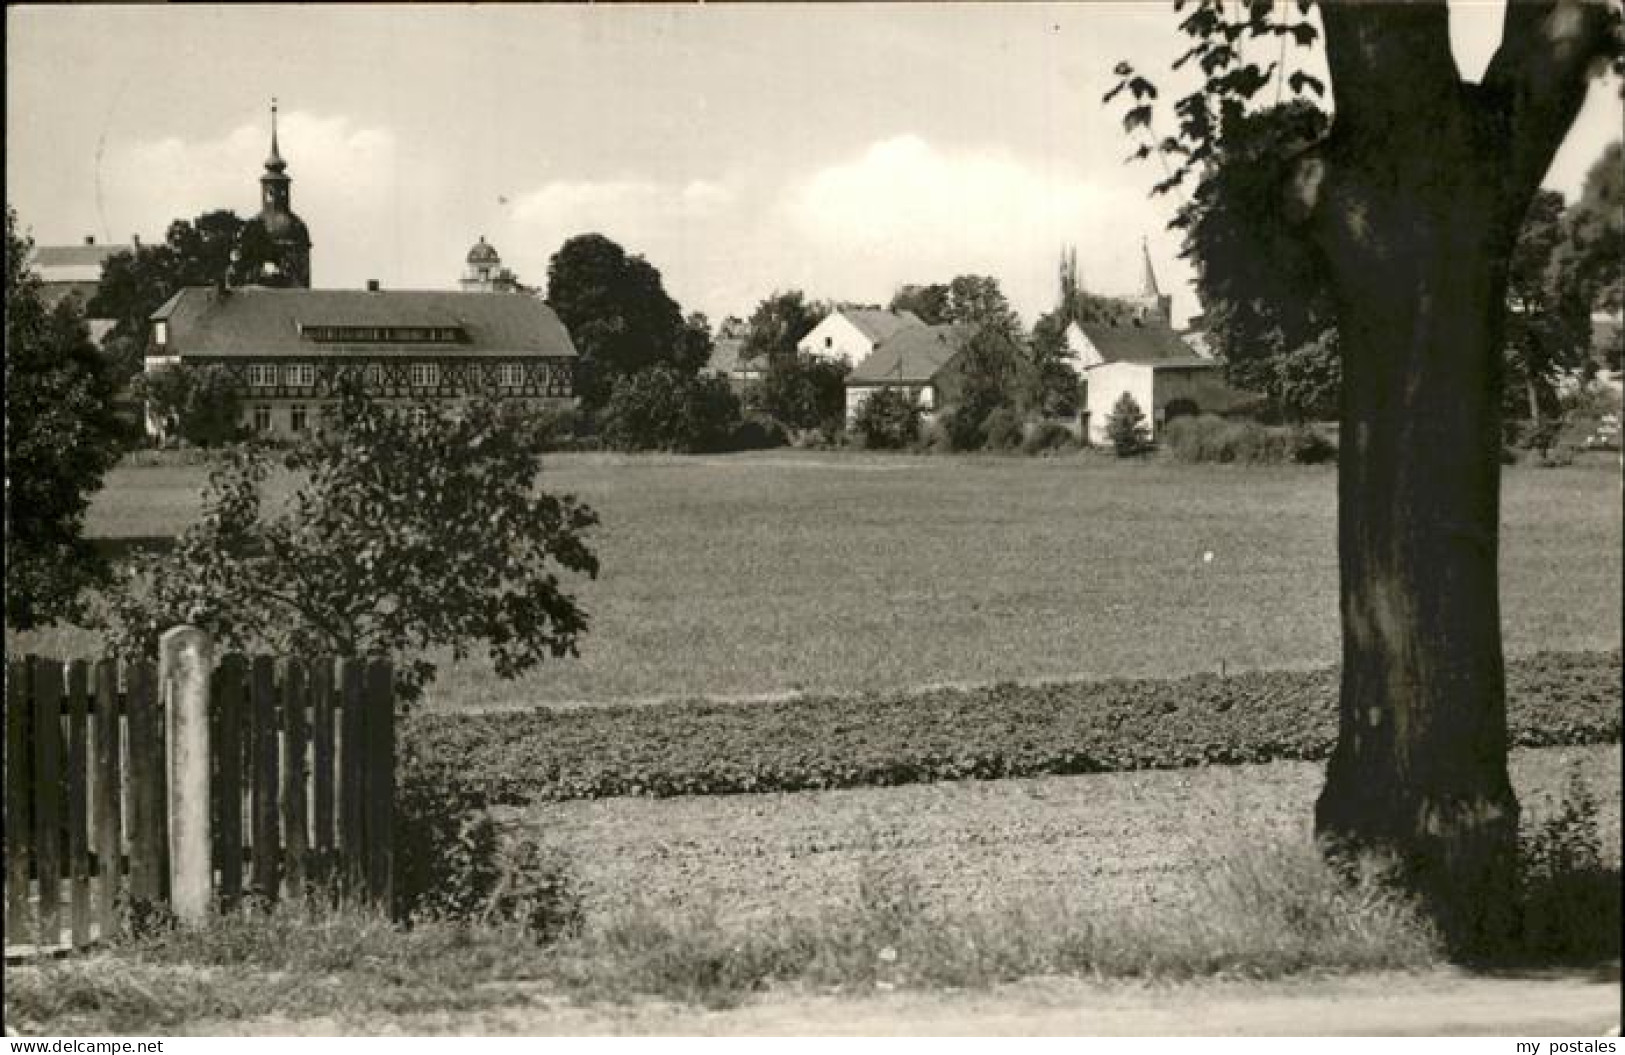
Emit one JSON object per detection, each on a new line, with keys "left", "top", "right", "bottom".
{"left": 1300, "top": 0, "right": 1614, "bottom": 957}
{"left": 1312, "top": 172, "right": 1520, "bottom": 954}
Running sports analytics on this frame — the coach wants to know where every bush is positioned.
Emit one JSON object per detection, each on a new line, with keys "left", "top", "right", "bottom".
{"left": 395, "top": 744, "right": 583, "bottom": 940}
{"left": 600, "top": 367, "right": 743, "bottom": 453}
{"left": 1287, "top": 425, "right": 1338, "bottom": 464}
{"left": 938, "top": 403, "right": 989, "bottom": 452}
{"left": 406, "top": 651, "right": 1621, "bottom": 805}
{"left": 1163, "top": 415, "right": 1336, "bottom": 465}
{"left": 728, "top": 414, "right": 789, "bottom": 451}
{"left": 981, "top": 407, "right": 1024, "bottom": 452}
{"left": 915, "top": 418, "right": 956, "bottom": 455}
{"left": 1105, "top": 393, "right": 1151, "bottom": 456}
{"left": 747, "top": 352, "right": 850, "bottom": 432}
{"left": 789, "top": 425, "right": 839, "bottom": 450}
{"left": 524, "top": 406, "right": 585, "bottom": 451}
{"left": 1022, "top": 420, "right": 1077, "bottom": 455}
{"left": 1517, "top": 763, "right": 1621, "bottom": 963}
{"left": 852, "top": 387, "right": 923, "bottom": 450}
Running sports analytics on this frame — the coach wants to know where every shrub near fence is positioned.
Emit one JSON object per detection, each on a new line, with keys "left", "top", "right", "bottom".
{"left": 3, "top": 651, "right": 395, "bottom": 954}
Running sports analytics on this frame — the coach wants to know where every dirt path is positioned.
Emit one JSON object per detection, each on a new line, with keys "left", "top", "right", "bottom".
{"left": 200, "top": 970, "right": 1621, "bottom": 1036}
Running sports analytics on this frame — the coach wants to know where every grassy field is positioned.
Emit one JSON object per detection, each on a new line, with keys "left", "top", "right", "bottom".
{"left": 13, "top": 450, "right": 1621, "bottom": 709}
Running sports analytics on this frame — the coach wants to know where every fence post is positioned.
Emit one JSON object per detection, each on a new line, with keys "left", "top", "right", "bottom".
{"left": 160, "top": 625, "right": 214, "bottom": 924}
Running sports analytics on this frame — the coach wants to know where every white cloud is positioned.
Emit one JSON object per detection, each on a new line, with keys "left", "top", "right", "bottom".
{"left": 101, "top": 112, "right": 401, "bottom": 286}
{"left": 782, "top": 135, "right": 1192, "bottom": 325}
{"left": 512, "top": 177, "right": 734, "bottom": 231}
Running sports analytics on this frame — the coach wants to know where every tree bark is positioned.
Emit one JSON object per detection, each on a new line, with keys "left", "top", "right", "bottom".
{"left": 1311, "top": 166, "right": 1521, "bottom": 953}
{"left": 1302, "top": 0, "right": 1616, "bottom": 956}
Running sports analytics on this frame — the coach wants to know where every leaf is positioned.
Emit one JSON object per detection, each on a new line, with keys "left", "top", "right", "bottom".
{"left": 1287, "top": 21, "right": 1318, "bottom": 46}
{"left": 1128, "top": 76, "right": 1159, "bottom": 101}
{"left": 1288, "top": 71, "right": 1325, "bottom": 97}
{"left": 1122, "top": 104, "right": 1154, "bottom": 133}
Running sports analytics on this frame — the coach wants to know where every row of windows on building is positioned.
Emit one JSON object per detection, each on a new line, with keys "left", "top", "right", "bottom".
{"left": 300, "top": 325, "right": 467, "bottom": 344}
{"left": 251, "top": 403, "right": 432, "bottom": 433}
{"left": 245, "top": 362, "right": 533, "bottom": 389}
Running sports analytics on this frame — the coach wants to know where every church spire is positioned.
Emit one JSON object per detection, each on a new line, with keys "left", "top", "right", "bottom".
{"left": 1139, "top": 236, "right": 1161, "bottom": 299}
{"left": 265, "top": 98, "right": 286, "bottom": 174}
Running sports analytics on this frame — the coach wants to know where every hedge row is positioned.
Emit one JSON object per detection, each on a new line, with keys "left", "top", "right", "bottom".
{"left": 407, "top": 650, "right": 1621, "bottom": 805}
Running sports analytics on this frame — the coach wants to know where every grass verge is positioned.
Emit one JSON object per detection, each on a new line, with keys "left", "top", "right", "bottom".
{"left": 5, "top": 838, "right": 1442, "bottom": 1032}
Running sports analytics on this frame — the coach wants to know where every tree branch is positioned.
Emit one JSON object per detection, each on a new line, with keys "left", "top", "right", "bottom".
{"left": 1481, "top": 0, "right": 1620, "bottom": 206}
{"left": 1320, "top": 0, "right": 1462, "bottom": 141}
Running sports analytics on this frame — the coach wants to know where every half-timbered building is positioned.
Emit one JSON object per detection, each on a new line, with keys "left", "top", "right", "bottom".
{"left": 145, "top": 285, "right": 578, "bottom": 439}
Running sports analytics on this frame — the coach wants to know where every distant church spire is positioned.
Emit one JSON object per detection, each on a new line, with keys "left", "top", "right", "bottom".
{"left": 265, "top": 98, "right": 286, "bottom": 173}
{"left": 1139, "top": 236, "right": 1162, "bottom": 299}
{"left": 254, "top": 98, "right": 311, "bottom": 287}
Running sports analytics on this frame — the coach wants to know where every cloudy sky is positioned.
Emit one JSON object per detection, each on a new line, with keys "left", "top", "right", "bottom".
{"left": 8, "top": 3, "right": 1621, "bottom": 328}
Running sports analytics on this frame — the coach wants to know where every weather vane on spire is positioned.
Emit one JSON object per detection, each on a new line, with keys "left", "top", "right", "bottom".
{"left": 266, "top": 97, "right": 285, "bottom": 171}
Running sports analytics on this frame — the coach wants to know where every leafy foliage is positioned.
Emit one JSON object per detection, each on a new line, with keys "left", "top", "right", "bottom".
{"left": 1104, "top": 0, "right": 1326, "bottom": 197}
{"left": 1163, "top": 415, "right": 1335, "bottom": 464}
{"left": 1567, "top": 140, "right": 1623, "bottom": 317}
{"left": 741, "top": 289, "right": 829, "bottom": 364}
{"left": 395, "top": 743, "right": 583, "bottom": 938}
{"left": 137, "top": 363, "right": 244, "bottom": 447}
{"left": 97, "top": 385, "right": 599, "bottom": 703}
{"left": 1027, "top": 311, "right": 1084, "bottom": 417}
{"left": 980, "top": 407, "right": 1024, "bottom": 452}
{"left": 5, "top": 207, "right": 127, "bottom": 628}
{"left": 746, "top": 351, "right": 850, "bottom": 432}
{"left": 599, "top": 366, "right": 743, "bottom": 453}
{"left": 407, "top": 651, "right": 1622, "bottom": 805}
{"left": 944, "top": 274, "right": 1021, "bottom": 336}
{"left": 1105, "top": 392, "right": 1151, "bottom": 456}
{"left": 887, "top": 283, "right": 950, "bottom": 325}
{"left": 1505, "top": 190, "right": 1597, "bottom": 424}
{"left": 545, "top": 233, "right": 691, "bottom": 408}
{"left": 939, "top": 325, "right": 1035, "bottom": 450}
{"left": 850, "top": 386, "right": 922, "bottom": 450}
{"left": 89, "top": 209, "right": 300, "bottom": 384}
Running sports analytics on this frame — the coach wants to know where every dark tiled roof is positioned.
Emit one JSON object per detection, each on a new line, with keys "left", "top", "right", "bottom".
{"left": 839, "top": 308, "right": 923, "bottom": 344}
{"left": 1077, "top": 321, "right": 1203, "bottom": 365}
{"left": 848, "top": 324, "right": 967, "bottom": 385}
{"left": 34, "top": 243, "right": 128, "bottom": 268}
{"left": 152, "top": 286, "right": 577, "bottom": 359}
{"left": 708, "top": 336, "right": 758, "bottom": 376}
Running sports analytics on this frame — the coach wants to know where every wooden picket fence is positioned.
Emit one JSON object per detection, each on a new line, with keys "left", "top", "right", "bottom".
{"left": 3, "top": 653, "right": 395, "bottom": 955}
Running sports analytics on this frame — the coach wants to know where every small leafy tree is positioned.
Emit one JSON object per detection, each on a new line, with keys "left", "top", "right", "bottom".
{"left": 1105, "top": 392, "right": 1151, "bottom": 457}
{"left": 545, "top": 233, "right": 692, "bottom": 409}
{"left": 599, "top": 366, "right": 742, "bottom": 453}
{"left": 748, "top": 351, "right": 850, "bottom": 431}
{"left": 137, "top": 363, "right": 244, "bottom": 447}
{"left": 6, "top": 206, "right": 127, "bottom": 628}
{"left": 741, "top": 289, "right": 829, "bottom": 364}
{"left": 888, "top": 283, "right": 950, "bottom": 325}
{"left": 97, "top": 385, "right": 599, "bottom": 704}
{"left": 939, "top": 325, "right": 1035, "bottom": 449}
{"left": 851, "top": 387, "right": 922, "bottom": 449}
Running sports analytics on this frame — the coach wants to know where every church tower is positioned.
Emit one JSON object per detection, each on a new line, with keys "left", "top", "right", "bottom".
{"left": 1131, "top": 237, "right": 1173, "bottom": 323}
{"left": 461, "top": 236, "right": 519, "bottom": 292}
{"left": 255, "top": 100, "right": 312, "bottom": 287}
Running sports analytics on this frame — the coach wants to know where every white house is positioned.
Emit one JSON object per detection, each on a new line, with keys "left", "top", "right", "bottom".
{"left": 1072, "top": 320, "right": 1260, "bottom": 444}
{"left": 798, "top": 307, "right": 923, "bottom": 366}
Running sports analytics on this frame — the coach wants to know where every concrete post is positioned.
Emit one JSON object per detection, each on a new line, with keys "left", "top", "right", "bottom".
{"left": 160, "top": 624, "right": 214, "bottom": 923}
